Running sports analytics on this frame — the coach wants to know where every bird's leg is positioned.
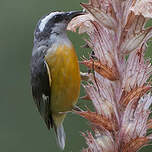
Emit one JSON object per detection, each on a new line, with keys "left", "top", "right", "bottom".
{"left": 89, "top": 51, "right": 101, "bottom": 96}
{"left": 72, "top": 105, "right": 82, "bottom": 112}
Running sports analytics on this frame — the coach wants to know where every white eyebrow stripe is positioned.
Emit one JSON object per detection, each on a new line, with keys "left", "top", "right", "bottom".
{"left": 39, "top": 12, "right": 62, "bottom": 32}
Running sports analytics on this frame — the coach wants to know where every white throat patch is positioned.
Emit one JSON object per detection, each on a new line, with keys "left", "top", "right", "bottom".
{"left": 39, "top": 12, "right": 63, "bottom": 32}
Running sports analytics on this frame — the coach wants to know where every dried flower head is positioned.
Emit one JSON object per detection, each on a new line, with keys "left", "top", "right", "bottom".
{"left": 68, "top": 0, "right": 152, "bottom": 151}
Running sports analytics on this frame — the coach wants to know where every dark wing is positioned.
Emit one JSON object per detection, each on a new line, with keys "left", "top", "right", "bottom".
{"left": 30, "top": 49, "right": 53, "bottom": 129}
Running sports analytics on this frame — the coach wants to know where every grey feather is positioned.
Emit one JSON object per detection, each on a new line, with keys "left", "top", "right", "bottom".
{"left": 30, "top": 47, "right": 53, "bottom": 129}
{"left": 55, "top": 123, "right": 66, "bottom": 150}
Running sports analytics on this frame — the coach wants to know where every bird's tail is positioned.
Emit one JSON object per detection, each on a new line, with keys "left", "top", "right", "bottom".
{"left": 52, "top": 113, "right": 66, "bottom": 150}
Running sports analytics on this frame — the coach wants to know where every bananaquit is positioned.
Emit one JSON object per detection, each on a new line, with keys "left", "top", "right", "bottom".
{"left": 30, "top": 11, "right": 82, "bottom": 150}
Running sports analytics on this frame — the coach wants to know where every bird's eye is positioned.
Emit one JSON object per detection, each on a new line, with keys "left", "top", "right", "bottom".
{"left": 54, "top": 15, "right": 63, "bottom": 22}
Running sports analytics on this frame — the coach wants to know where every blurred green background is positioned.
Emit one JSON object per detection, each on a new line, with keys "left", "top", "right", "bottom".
{"left": 0, "top": 0, "right": 152, "bottom": 152}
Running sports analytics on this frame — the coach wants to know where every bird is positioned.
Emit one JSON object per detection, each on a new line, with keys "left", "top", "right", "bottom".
{"left": 30, "top": 11, "right": 82, "bottom": 150}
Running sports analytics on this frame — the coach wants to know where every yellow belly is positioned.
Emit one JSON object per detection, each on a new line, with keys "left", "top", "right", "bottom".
{"left": 45, "top": 45, "right": 80, "bottom": 113}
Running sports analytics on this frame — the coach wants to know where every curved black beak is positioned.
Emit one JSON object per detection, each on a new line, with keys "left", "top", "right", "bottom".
{"left": 65, "top": 10, "right": 84, "bottom": 21}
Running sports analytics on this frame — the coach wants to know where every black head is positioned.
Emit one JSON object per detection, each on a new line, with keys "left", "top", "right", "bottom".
{"left": 34, "top": 11, "right": 83, "bottom": 42}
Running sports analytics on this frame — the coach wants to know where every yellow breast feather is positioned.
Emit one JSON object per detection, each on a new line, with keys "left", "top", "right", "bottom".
{"left": 45, "top": 44, "right": 81, "bottom": 113}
